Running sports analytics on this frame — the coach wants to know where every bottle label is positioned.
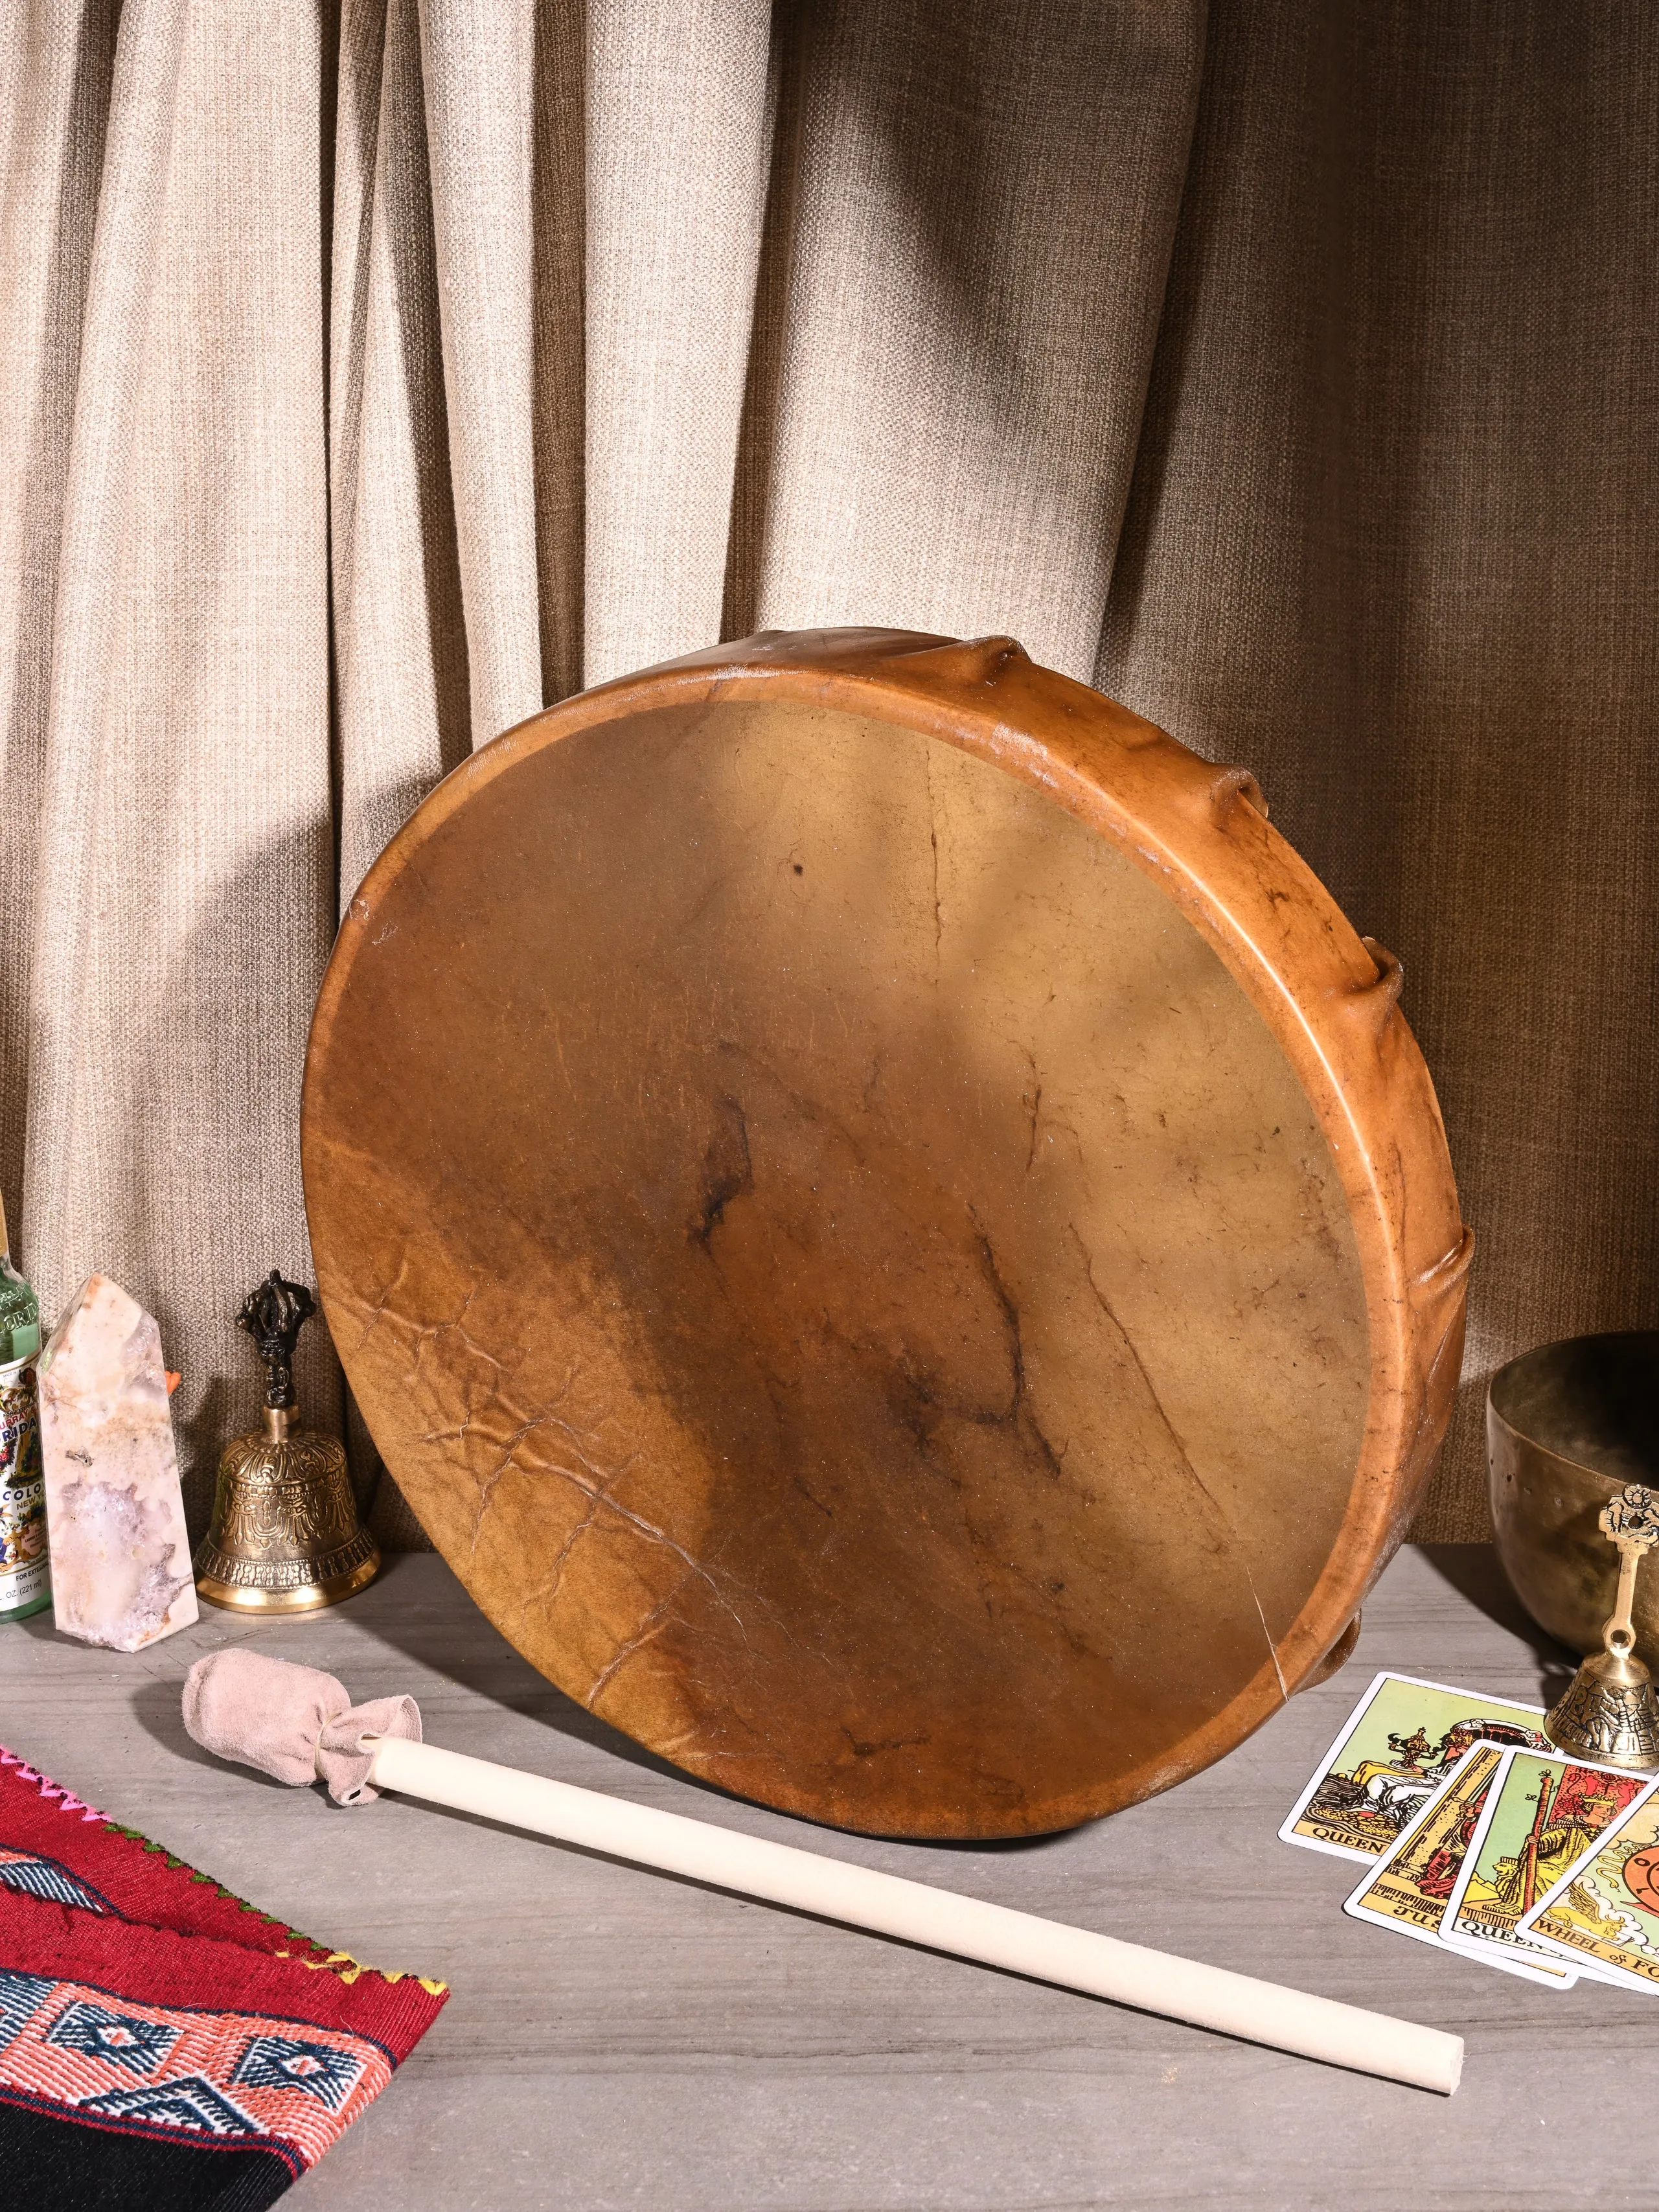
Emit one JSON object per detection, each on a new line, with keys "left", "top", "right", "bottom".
{"left": 0, "top": 1368, "right": 49, "bottom": 1613}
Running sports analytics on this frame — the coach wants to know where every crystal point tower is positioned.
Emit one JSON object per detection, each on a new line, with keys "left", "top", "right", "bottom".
{"left": 38, "top": 1276, "right": 197, "bottom": 1650}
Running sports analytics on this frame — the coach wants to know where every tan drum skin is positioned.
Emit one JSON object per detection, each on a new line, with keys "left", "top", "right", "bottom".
{"left": 302, "top": 628, "right": 1470, "bottom": 1839}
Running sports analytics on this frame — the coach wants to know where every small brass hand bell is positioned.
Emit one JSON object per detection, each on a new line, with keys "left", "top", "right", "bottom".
{"left": 1544, "top": 1484, "right": 1659, "bottom": 1769}
{"left": 194, "top": 1272, "right": 379, "bottom": 1613}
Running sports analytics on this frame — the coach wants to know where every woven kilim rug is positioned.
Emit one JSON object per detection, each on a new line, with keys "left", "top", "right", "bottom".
{"left": 0, "top": 1744, "right": 446, "bottom": 2209}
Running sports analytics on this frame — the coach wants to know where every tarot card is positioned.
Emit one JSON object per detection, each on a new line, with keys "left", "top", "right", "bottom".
{"left": 1341, "top": 1744, "right": 1559, "bottom": 1979}
{"left": 1440, "top": 1747, "right": 1646, "bottom": 1985}
{"left": 1279, "top": 1670, "right": 1551, "bottom": 1862}
{"left": 1516, "top": 1777, "right": 1659, "bottom": 1993}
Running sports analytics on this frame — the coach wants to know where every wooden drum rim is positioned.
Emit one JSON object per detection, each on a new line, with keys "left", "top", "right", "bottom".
{"left": 304, "top": 627, "right": 1470, "bottom": 1824}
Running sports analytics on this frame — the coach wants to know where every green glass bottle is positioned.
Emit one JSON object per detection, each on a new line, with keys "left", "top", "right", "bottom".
{"left": 0, "top": 1193, "right": 49, "bottom": 1623}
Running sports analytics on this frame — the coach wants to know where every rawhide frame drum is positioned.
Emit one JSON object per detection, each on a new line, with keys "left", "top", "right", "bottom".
{"left": 303, "top": 629, "right": 1470, "bottom": 1839}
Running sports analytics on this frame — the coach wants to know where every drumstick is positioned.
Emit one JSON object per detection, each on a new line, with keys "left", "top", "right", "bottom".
{"left": 181, "top": 1652, "right": 1461, "bottom": 2095}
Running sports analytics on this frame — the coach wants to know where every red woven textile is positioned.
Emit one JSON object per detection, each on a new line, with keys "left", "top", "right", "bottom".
{"left": 0, "top": 1745, "right": 446, "bottom": 2208}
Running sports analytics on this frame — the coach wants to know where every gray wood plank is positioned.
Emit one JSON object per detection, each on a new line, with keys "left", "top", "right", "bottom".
{"left": 2, "top": 1547, "right": 1647, "bottom": 2211}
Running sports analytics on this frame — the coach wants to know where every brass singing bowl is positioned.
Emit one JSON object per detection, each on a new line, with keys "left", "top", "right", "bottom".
{"left": 304, "top": 628, "right": 1469, "bottom": 1838}
{"left": 1490, "top": 1331, "right": 1659, "bottom": 1667}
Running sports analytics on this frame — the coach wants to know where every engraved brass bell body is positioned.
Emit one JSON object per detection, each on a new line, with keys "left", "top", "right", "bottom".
{"left": 194, "top": 1272, "right": 379, "bottom": 1613}
{"left": 1544, "top": 1483, "right": 1659, "bottom": 1771}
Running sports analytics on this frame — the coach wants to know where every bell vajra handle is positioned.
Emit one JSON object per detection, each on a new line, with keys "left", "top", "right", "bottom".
{"left": 236, "top": 1271, "right": 317, "bottom": 1411}
{"left": 1600, "top": 1485, "right": 1659, "bottom": 1655}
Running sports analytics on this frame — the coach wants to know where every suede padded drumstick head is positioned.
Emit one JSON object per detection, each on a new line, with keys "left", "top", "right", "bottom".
{"left": 183, "top": 1648, "right": 420, "bottom": 1804}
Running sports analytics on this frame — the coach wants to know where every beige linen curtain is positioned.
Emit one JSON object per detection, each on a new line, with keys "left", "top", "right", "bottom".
{"left": 3, "top": 1, "right": 1654, "bottom": 1547}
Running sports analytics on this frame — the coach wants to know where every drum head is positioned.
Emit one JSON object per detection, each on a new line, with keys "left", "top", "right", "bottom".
{"left": 304, "top": 630, "right": 1467, "bottom": 1837}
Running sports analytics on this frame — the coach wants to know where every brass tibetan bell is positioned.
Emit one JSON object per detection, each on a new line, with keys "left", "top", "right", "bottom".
{"left": 194, "top": 1271, "right": 379, "bottom": 1613}
{"left": 1544, "top": 1482, "right": 1659, "bottom": 1769}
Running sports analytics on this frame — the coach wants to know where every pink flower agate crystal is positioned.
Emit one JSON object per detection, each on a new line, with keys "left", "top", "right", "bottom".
{"left": 36, "top": 1275, "right": 197, "bottom": 1650}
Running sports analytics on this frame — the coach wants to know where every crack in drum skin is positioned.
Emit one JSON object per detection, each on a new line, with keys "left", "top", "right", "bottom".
{"left": 1068, "top": 1223, "right": 1288, "bottom": 1701}
{"left": 337, "top": 1281, "right": 762, "bottom": 1658}
{"left": 965, "top": 1210, "right": 1066, "bottom": 1484}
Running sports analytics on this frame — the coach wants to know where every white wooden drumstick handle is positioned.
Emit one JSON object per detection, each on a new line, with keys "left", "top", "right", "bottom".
{"left": 366, "top": 1735, "right": 1461, "bottom": 2094}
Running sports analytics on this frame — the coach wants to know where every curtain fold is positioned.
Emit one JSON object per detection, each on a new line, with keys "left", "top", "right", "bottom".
{"left": 332, "top": 0, "right": 470, "bottom": 904}
{"left": 743, "top": 1, "right": 1204, "bottom": 674}
{"left": 6, "top": 0, "right": 341, "bottom": 1507}
{"left": 2, "top": 0, "right": 1653, "bottom": 1543}
{"left": 584, "top": 0, "right": 772, "bottom": 685}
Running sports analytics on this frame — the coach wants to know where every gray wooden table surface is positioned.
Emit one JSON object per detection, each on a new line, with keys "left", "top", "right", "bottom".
{"left": 4, "top": 1545, "right": 1648, "bottom": 2211}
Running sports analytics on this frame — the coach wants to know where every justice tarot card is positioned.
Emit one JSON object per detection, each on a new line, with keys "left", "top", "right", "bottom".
{"left": 1441, "top": 1748, "right": 1645, "bottom": 1985}
{"left": 1279, "top": 1670, "right": 1551, "bottom": 1862}
{"left": 1515, "top": 1777, "right": 1659, "bottom": 1993}
{"left": 1341, "top": 1744, "right": 1557, "bottom": 1977}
